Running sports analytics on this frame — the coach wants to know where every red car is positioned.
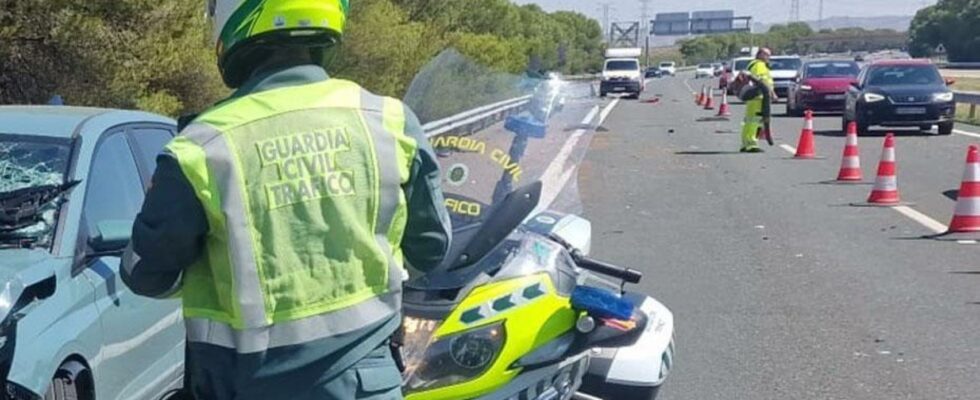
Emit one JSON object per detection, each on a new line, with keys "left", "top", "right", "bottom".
{"left": 786, "top": 60, "right": 860, "bottom": 116}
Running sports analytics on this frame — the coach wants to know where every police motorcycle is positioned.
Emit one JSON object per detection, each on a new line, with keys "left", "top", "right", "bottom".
{"left": 396, "top": 50, "right": 675, "bottom": 400}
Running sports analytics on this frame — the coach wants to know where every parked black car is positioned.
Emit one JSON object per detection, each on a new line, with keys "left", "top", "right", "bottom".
{"left": 844, "top": 60, "right": 956, "bottom": 135}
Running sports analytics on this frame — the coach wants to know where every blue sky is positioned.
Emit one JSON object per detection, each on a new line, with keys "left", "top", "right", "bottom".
{"left": 514, "top": 0, "right": 938, "bottom": 24}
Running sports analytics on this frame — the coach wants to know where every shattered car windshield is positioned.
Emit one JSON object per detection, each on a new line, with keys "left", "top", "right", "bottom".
{"left": 1, "top": 134, "right": 72, "bottom": 250}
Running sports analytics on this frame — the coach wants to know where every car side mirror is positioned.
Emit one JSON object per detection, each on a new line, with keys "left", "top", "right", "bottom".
{"left": 945, "top": 78, "right": 956, "bottom": 86}
{"left": 88, "top": 220, "right": 133, "bottom": 254}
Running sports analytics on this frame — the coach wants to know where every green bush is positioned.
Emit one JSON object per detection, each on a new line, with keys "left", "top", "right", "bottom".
{"left": 0, "top": 0, "right": 604, "bottom": 115}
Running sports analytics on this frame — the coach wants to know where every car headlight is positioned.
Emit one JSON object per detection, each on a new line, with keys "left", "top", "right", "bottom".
{"left": 933, "top": 92, "right": 954, "bottom": 102}
{"left": 402, "top": 320, "right": 506, "bottom": 393}
{"left": 863, "top": 93, "right": 886, "bottom": 103}
{"left": 799, "top": 85, "right": 813, "bottom": 91}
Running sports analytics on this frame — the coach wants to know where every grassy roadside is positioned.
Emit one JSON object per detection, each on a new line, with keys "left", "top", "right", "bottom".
{"left": 950, "top": 77, "right": 980, "bottom": 125}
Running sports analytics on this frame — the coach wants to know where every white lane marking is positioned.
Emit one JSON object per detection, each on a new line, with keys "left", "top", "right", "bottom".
{"left": 892, "top": 206, "right": 948, "bottom": 234}
{"left": 953, "top": 128, "right": 980, "bottom": 139}
{"left": 779, "top": 144, "right": 797, "bottom": 154}
{"left": 599, "top": 98, "right": 618, "bottom": 123}
{"left": 535, "top": 99, "right": 620, "bottom": 214}
{"left": 683, "top": 79, "right": 694, "bottom": 92}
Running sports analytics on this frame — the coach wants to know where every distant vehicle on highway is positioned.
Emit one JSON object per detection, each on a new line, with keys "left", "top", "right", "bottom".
{"left": 711, "top": 63, "right": 725, "bottom": 77}
{"left": 0, "top": 106, "right": 183, "bottom": 399}
{"left": 723, "top": 57, "right": 754, "bottom": 94}
{"left": 770, "top": 55, "right": 803, "bottom": 101}
{"left": 844, "top": 59, "right": 957, "bottom": 135}
{"left": 786, "top": 60, "right": 861, "bottom": 116}
{"left": 695, "top": 63, "right": 714, "bottom": 78}
{"left": 659, "top": 61, "right": 677, "bottom": 76}
{"left": 645, "top": 67, "right": 663, "bottom": 78}
{"left": 601, "top": 48, "right": 644, "bottom": 99}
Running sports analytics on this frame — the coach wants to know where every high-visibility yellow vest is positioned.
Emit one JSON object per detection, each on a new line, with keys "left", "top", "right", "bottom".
{"left": 166, "top": 79, "right": 416, "bottom": 350}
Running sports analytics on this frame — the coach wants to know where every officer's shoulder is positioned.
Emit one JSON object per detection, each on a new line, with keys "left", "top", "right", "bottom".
{"left": 352, "top": 82, "right": 407, "bottom": 111}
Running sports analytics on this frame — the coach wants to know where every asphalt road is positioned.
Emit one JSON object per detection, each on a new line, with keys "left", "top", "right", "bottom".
{"left": 578, "top": 72, "right": 980, "bottom": 399}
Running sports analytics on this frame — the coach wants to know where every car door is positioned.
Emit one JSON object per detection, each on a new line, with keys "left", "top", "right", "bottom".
{"left": 79, "top": 129, "right": 183, "bottom": 400}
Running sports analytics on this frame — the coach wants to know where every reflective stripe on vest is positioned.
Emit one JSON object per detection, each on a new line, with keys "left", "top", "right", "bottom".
{"left": 167, "top": 79, "right": 416, "bottom": 350}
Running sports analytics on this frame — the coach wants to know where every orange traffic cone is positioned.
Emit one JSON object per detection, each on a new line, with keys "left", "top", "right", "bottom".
{"left": 863, "top": 133, "right": 903, "bottom": 205}
{"left": 836, "top": 122, "right": 863, "bottom": 182}
{"left": 696, "top": 86, "right": 706, "bottom": 106}
{"left": 703, "top": 88, "right": 715, "bottom": 110}
{"left": 794, "top": 110, "right": 817, "bottom": 159}
{"left": 945, "top": 145, "right": 980, "bottom": 235}
{"left": 716, "top": 89, "right": 732, "bottom": 117}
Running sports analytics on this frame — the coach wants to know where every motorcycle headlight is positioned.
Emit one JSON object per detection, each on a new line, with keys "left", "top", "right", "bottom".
{"left": 863, "top": 93, "right": 886, "bottom": 103}
{"left": 403, "top": 321, "right": 506, "bottom": 393}
{"left": 933, "top": 92, "right": 954, "bottom": 102}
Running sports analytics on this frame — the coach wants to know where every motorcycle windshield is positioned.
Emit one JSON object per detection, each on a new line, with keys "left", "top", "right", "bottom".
{"left": 403, "top": 50, "right": 602, "bottom": 288}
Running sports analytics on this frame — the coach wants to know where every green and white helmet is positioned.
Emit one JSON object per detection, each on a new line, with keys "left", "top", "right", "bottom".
{"left": 208, "top": 0, "right": 349, "bottom": 85}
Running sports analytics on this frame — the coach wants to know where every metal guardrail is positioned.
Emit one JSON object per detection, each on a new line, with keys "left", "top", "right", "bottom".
{"left": 423, "top": 95, "right": 532, "bottom": 138}
{"left": 955, "top": 91, "right": 980, "bottom": 120}
{"left": 939, "top": 62, "right": 980, "bottom": 69}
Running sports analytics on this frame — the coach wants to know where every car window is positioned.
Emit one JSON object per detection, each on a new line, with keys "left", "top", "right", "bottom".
{"left": 734, "top": 59, "right": 752, "bottom": 71}
{"left": 83, "top": 133, "right": 145, "bottom": 239}
{"left": 606, "top": 60, "right": 639, "bottom": 71}
{"left": 771, "top": 58, "right": 802, "bottom": 70}
{"left": 130, "top": 128, "right": 174, "bottom": 175}
{"left": 805, "top": 62, "right": 860, "bottom": 78}
{"left": 866, "top": 65, "right": 943, "bottom": 86}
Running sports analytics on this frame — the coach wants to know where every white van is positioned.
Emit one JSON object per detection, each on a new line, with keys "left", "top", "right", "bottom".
{"left": 601, "top": 48, "right": 643, "bottom": 99}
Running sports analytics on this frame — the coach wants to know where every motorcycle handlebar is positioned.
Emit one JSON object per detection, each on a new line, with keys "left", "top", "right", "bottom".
{"left": 570, "top": 251, "right": 643, "bottom": 284}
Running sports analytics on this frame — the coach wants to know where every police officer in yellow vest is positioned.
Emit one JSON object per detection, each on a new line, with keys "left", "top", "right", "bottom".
{"left": 121, "top": 1, "right": 451, "bottom": 399}
{"left": 741, "top": 48, "right": 776, "bottom": 153}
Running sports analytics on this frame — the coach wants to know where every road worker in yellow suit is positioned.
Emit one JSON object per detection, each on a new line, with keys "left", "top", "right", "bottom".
{"left": 741, "top": 48, "right": 775, "bottom": 153}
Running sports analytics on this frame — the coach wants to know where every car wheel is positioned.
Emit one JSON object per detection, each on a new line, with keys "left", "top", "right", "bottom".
{"left": 599, "top": 91, "right": 607, "bottom": 98}
{"left": 856, "top": 118, "right": 870, "bottom": 135}
{"left": 45, "top": 361, "right": 92, "bottom": 400}
{"left": 787, "top": 99, "right": 802, "bottom": 117}
{"left": 938, "top": 121, "right": 954, "bottom": 135}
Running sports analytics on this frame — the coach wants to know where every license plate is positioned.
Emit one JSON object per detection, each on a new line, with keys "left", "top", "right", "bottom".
{"left": 896, "top": 107, "right": 926, "bottom": 115}
{"left": 825, "top": 94, "right": 845, "bottom": 100}
{"left": 612, "top": 87, "right": 626, "bottom": 92}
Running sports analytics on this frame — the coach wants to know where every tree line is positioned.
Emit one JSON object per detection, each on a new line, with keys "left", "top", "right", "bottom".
{"left": 0, "top": 0, "right": 604, "bottom": 117}
{"left": 908, "top": 0, "right": 980, "bottom": 62}
{"left": 678, "top": 23, "right": 906, "bottom": 64}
